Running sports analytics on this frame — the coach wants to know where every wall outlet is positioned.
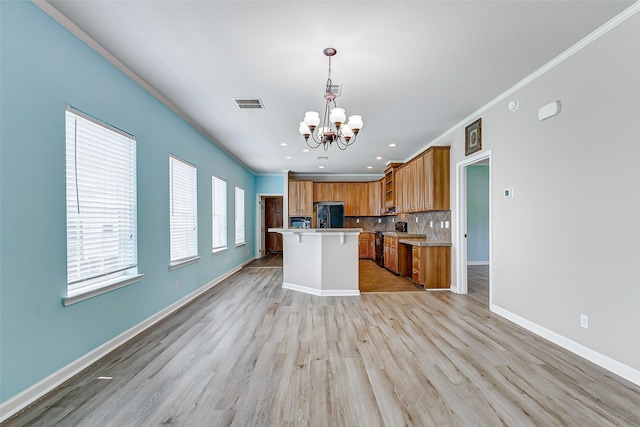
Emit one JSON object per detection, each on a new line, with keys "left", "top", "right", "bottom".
{"left": 440, "top": 221, "right": 444, "bottom": 228}
{"left": 580, "top": 314, "right": 589, "bottom": 329}
{"left": 356, "top": 218, "right": 360, "bottom": 223}
{"left": 445, "top": 221, "right": 450, "bottom": 228}
{"left": 175, "top": 281, "right": 179, "bottom": 290}
{"left": 429, "top": 221, "right": 433, "bottom": 227}
{"left": 378, "top": 218, "right": 382, "bottom": 223}
{"left": 415, "top": 216, "right": 418, "bottom": 222}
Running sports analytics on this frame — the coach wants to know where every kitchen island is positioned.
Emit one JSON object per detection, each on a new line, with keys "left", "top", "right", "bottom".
{"left": 268, "top": 228, "right": 362, "bottom": 296}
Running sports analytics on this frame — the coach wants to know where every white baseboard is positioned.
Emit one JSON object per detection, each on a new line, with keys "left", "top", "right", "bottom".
{"left": 282, "top": 282, "right": 360, "bottom": 297}
{"left": 491, "top": 304, "right": 640, "bottom": 387}
{"left": 0, "top": 260, "right": 253, "bottom": 423}
{"left": 467, "top": 261, "right": 489, "bottom": 266}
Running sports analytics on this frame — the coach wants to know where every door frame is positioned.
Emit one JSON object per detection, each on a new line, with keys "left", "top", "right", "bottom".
{"left": 455, "top": 150, "right": 492, "bottom": 302}
{"left": 255, "top": 193, "right": 283, "bottom": 259}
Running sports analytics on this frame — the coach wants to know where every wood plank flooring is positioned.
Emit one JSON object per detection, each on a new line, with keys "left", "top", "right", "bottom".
{"left": 4, "top": 265, "right": 640, "bottom": 426}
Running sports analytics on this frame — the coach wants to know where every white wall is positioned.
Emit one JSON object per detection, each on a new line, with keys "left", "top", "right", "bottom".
{"left": 448, "top": 9, "right": 640, "bottom": 378}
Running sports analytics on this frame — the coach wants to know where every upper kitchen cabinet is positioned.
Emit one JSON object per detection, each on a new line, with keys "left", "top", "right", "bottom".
{"left": 313, "top": 182, "right": 340, "bottom": 202}
{"left": 288, "top": 180, "right": 313, "bottom": 216}
{"left": 367, "top": 180, "right": 383, "bottom": 216}
{"left": 396, "top": 146, "right": 450, "bottom": 213}
{"left": 383, "top": 163, "right": 402, "bottom": 213}
{"left": 423, "top": 146, "right": 450, "bottom": 211}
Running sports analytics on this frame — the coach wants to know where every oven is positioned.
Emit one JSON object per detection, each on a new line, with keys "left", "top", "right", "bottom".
{"left": 374, "top": 231, "right": 384, "bottom": 267}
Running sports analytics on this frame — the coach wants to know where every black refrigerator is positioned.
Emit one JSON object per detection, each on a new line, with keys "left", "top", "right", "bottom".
{"left": 316, "top": 202, "right": 345, "bottom": 228}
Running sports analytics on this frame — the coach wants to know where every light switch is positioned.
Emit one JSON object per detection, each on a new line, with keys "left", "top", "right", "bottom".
{"left": 445, "top": 221, "right": 449, "bottom": 228}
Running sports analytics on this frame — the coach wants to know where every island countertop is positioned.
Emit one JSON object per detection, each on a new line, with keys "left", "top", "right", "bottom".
{"left": 268, "top": 228, "right": 363, "bottom": 233}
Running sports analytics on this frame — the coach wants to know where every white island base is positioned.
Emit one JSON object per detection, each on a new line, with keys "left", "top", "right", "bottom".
{"left": 269, "top": 228, "right": 362, "bottom": 296}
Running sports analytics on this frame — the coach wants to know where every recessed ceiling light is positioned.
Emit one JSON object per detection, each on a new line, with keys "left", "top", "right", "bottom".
{"left": 367, "top": 166, "right": 373, "bottom": 169}
{"left": 319, "top": 165, "right": 325, "bottom": 169}
{"left": 389, "top": 143, "right": 397, "bottom": 147}
{"left": 285, "top": 156, "right": 292, "bottom": 160}
{"left": 376, "top": 156, "right": 383, "bottom": 160}
{"left": 303, "top": 149, "right": 310, "bottom": 153}
{"left": 280, "top": 142, "right": 288, "bottom": 147}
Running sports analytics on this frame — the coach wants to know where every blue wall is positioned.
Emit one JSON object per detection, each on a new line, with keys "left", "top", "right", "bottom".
{"left": 0, "top": 1, "right": 255, "bottom": 403}
{"left": 255, "top": 174, "right": 284, "bottom": 195}
{"left": 466, "top": 165, "right": 489, "bottom": 262}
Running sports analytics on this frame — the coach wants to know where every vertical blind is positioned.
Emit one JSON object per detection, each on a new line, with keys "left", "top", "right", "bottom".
{"left": 169, "top": 156, "right": 198, "bottom": 263}
{"left": 235, "top": 186, "right": 245, "bottom": 245}
{"left": 65, "top": 107, "right": 137, "bottom": 289}
{"left": 212, "top": 175, "right": 227, "bottom": 251}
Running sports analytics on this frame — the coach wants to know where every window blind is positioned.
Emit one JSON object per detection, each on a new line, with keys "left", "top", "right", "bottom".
{"left": 65, "top": 107, "right": 137, "bottom": 292}
{"left": 235, "top": 186, "right": 245, "bottom": 245}
{"left": 170, "top": 156, "right": 198, "bottom": 263}
{"left": 212, "top": 175, "right": 227, "bottom": 251}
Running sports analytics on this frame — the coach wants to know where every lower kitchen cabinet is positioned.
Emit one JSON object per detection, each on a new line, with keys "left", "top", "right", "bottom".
{"left": 358, "top": 233, "right": 375, "bottom": 259}
{"left": 383, "top": 236, "right": 398, "bottom": 272}
{"left": 410, "top": 245, "right": 451, "bottom": 289}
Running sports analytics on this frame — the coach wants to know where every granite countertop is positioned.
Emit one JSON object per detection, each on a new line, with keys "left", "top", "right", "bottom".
{"left": 398, "top": 238, "right": 452, "bottom": 247}
{"left": 381, "top": 232, "right": 425, "bottom": 238}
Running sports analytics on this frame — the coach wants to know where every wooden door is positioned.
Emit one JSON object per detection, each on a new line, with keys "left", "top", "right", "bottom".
{"left": 265, "top": 197, "right": 283, "bottom": 253}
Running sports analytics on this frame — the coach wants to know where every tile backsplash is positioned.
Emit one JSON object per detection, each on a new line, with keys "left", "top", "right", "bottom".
{"left": 344, "top": 211, "right": 451, "bottom": 242}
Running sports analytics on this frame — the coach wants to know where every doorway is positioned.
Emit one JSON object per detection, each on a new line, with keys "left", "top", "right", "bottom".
{"left": 455, "top": 150, "right": 492, "bottom": 304}
{"left": 256, "top": 195, "right": 283, "bottom": 259}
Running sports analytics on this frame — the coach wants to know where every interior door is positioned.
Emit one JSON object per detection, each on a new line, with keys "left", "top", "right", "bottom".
{"left": 265, "top": 197, "right": 283, "bottom": 253}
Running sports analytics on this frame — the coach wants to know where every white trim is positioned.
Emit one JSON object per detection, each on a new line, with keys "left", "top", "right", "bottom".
{"left": 455, "top": 150, "right": 492, "bottom": 297}
{"left": 491, "top": 304, "right": 640, "bottom": 387}
{"left": 467, "top": 261, "right": 489, "bottom": 266}
{"left": 0, "top": 260, "right": 252, "bottom": 423}
{"left": 255, "top": 192, "right": 283, "bottom": 259}
{"left": 282, "top": 282, "right": 360, "bottom": 297}
{"left": 63, "top": 273, "right": 144, "bottom": 306}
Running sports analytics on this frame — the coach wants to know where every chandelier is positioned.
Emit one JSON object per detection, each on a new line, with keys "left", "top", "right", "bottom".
{"left": 298, "top": 48, "right": 364, "bottom": 150}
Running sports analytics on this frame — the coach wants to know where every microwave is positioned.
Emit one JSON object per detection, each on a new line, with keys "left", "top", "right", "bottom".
{"left": 290, "top": 216, "right": 311, "bottom": 229}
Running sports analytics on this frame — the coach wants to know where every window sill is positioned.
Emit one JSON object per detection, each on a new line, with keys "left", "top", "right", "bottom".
{"left": 169, "top": 255, "right": 201, "bottom": 271}
{"left": 235, "top": 242, "right": 246, "bottom": 247}
{"left": 212, "top": 247, "right": 228, "bottom": 255}
{"left": 63, "top": 274, "right": 144, "bottom": 306}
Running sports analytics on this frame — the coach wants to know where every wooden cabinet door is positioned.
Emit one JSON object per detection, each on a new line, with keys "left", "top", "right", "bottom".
{"left": 414, "top": 155, "right": 425, "bottom": 211}
{"left": 289, "top": 181, "right": 313, "bottom": 216}
{"left": 407, "top": 159, "right": 417, "bottom": 212}
{"left": 383, "top": 236, "right": 398, "bottom": 273}
{"left": 367, "top": 180, "right": 382, "bottom": 216}
{"left": 358, "top": 234, "right": 368, "bottom": 258}
{"left": 313, "top": 182, "right": 332, "bottom": 202}
{"left": 423, "top": 150, "right": 434, "bottom": 211}
{"left": 288, "top": 181, "right": 300, "bottom": 215}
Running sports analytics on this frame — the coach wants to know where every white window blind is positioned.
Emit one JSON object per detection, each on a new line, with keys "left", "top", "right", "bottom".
{"left": 212, "top": 175, "right": 227, "bottom": 251}
{"left": 235, "top": 186, "right": 245, "bottom": 245}
{"left": 65, "top": 106, "right": 137, "bottom": 294}
{"left": 169, "top": 156, "right": 198, "bottom": 264}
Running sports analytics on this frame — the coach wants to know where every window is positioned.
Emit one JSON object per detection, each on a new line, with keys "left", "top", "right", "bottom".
{"left": 235, "top": 186, "right": 245, "bottom": 245}
{"left": 169, "top": 155, "right": 199, "bottom": 268}
{"left": 212, "top": 175, "right": 227, "bottom": 252}
{"left": 65, "top": 106, "right": 140, "bottom": 305}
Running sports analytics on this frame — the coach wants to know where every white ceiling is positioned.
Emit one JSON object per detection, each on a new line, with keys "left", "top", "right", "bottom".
{"left": 38, "top": 0, "right": 634, "bottom": 178}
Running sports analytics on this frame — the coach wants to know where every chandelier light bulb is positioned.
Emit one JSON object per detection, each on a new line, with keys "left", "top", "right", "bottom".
{"left": 303, "top": 111, "right": 320, "bottom": 130}
{"left": 341, "top": 124, "right": 354, "bottom": 141}
{"left": 329, "top": 108, "right": 346, "bottom": 128}
{"left": 347, "top": 115, "right": 363, "bottom": 133}
{"left": 298, "top": 122, "right": 311, "bottom": 139}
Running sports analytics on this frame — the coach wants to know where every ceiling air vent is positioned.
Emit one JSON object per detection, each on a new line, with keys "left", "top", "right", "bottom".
{"left": 234, "top": 99, "right": 264, "bottom": 109}
{"left": 317, "top": 156, "right": 329, "bottom": 161}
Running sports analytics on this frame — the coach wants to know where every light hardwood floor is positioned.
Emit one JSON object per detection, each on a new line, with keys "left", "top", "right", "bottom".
{"left": 4, "top": 265, "right": 640, "bottom": 426}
